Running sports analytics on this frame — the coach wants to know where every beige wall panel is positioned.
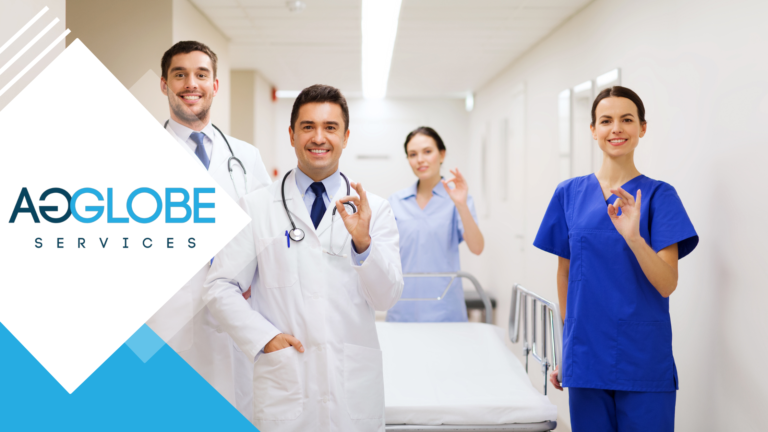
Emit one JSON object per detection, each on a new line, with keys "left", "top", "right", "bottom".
{"left": 172, "top": 0, "right": 230, "bottom": 133}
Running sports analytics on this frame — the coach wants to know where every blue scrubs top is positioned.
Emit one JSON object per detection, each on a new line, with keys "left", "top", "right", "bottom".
{"left": 386, "top": 181, "right": 479, "bottom": 322}
{"left": 534, "top": 174, "right": 698, "bottom": 392}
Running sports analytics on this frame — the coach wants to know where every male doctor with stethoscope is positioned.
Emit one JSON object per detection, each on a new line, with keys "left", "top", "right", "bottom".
{"left": 204, "top": 84, "right": 404, "bottom": 431}
{"left": 146, "top": 41, "right": 271, "bottom": 416}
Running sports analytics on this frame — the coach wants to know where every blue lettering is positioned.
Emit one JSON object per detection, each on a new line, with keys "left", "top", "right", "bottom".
{"left": 193, "top": 188, "right": 215, "bottom": 223}
{"left": 10, "top": 188, "right": 39, "bottom": 223}
{"left": 165, "top": 188, "right": 191, "bottom": 223}
{"left": 107, "top": 188, "right": 129, "bottom": 223}
{"left": 126, "top": 188, "right": 162, "bottom": 224}
{"left": 39, "top": 188, "right": 72, "bottom": 223}
{"left": 71, "top": 188, "right": 104, "bottom": 223}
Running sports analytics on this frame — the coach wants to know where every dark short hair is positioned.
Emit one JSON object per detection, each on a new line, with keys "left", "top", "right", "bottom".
{"left": 403, "top": 126, "right": 446, "bottom": 155}
{"left": 591, "top": 86, "right": 646, "bottom": 127}
{"left": 290, "top": 84, "right": 350, "bottom": 132}
{"left": 161, "top": 41, "right": 218, "bottom": 80}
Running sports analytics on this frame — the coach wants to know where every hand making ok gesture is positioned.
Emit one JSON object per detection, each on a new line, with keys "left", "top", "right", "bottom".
{"left": 607, "top": 187, "right": 642, "bottom": 242}
{"left": 336, "top": 181, "right": 373, "bottom": 253}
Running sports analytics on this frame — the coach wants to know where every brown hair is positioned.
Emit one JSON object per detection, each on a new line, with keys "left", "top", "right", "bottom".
{"left": 591, "top": 86, "right": 646, "bottom": 127}
{"left": 290, "top": 84, "right": 350, "bottom": 132}
{"left": 403, "top": 126, "right": 446, "bottom": 155}
{"left": 161, "top": 41, "right": 218, "bottom": 80}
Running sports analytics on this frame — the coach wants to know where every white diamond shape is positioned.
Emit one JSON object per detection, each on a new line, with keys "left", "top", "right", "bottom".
{"left": 0, "top": 39, "right": 250, "bottom": 393}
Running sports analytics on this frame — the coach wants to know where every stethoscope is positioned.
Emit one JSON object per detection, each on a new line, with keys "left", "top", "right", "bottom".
{"left": 165, "top": 120, "right": 248, "bottom": 198}
{"left": 282, "top": 169, "right": 357, "bottom": 257}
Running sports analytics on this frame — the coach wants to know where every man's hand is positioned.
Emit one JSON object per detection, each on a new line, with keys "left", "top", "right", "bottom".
{"left": 242, "top": 286, "right": 251, "bottom": 300}
{"left": 264, "top": 333, "right": 304, "bottom": 353}
{"left": 336, "top": 181, "right": 372, "bottom": 252}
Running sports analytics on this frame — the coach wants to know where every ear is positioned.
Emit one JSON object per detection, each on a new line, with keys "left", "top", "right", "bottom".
{"left": 590, "top": 123, "right": 598, "bottom": 140}
{"left": 639, "top": 121, "right": 647, "bottom": 138}
{"left": 288, "top": 126, "right": 295, "bottom": 148}
{"left": 439, "top": 149, "right": 446, "bottom": 164}
{"left": 212, "top": 77, "right": 219, "bottom": 97}
{"left": 161, "top": 77, "right": 168, "bottom": 96}
{"left": 342, "top": 128, "right": 350, "bottom": 149}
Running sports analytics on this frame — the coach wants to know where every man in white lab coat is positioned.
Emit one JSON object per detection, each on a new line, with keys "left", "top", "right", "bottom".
{"left": 145, "top": 41, "right": 271, "bottom": 417}
{"left": 204, "top": 84, "right": 404, "bottom": 432}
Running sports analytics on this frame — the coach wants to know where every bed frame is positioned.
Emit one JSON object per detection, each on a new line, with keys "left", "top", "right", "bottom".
{"left": 384, "top": 275, "right": 560, "bottom": 432}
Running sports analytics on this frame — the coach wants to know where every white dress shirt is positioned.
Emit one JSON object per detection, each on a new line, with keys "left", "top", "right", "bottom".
{"left": 167, "top": 117, "right": 215, "bottom": 162}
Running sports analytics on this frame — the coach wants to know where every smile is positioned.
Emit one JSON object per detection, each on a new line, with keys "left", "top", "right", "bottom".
{"left": 608, "top": 138, "right": 627, "bottom": 146}
{"left": 309, "top": 149, "right": 329, "bottom": 154}
{"left": 180, "top": 95, "right": 201, "bottom": 101}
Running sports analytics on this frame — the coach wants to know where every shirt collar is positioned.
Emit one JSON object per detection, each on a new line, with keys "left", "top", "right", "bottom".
{"left": 167, "top": 118, "right": 216, "bottom": 143}
{"left": 294, "top": 167, "right": 342, "bottom": 199}
{"left": 399, "top": 178, "right": 446, "bottom": 200}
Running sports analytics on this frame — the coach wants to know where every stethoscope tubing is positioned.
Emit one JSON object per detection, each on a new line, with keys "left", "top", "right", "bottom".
{"left": 281, "top": 169, "right": 357, "bottom": 245}
{"left": 164, "top": 120, "right": 248, "bottom": 198}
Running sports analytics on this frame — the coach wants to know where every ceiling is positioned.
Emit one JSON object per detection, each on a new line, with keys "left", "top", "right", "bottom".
{"left": 191, "top": 0, "right": 593, "bottom": 98}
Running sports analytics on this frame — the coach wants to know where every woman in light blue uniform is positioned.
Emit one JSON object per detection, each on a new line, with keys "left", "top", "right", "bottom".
{"left": 534, "top": 86, "right": 698, "bottom": 432}
{"left": 387, "top": 127, "right": 484, "bottom": 322}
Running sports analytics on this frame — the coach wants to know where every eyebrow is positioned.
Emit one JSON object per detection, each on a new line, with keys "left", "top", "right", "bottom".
{"left": 599, "top": 113, "right": 635, "bottom": 119}
{"left": 169, "top": 66, "right": 211, "bottom": 74}
{"left": 299, "top": 120, "right": 340, "bottom": 126}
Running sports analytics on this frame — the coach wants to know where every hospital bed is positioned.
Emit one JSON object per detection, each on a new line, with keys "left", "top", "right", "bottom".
{"left": 379, "top": 273, "right": 562, "bottom": 431}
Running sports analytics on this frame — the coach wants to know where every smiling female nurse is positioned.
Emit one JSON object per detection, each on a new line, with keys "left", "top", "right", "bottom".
{"left": 386, "top": 127, "right": 484, "bottom": 322}
{"left": 534, "top": 86, "right": 698, "bottom": 432}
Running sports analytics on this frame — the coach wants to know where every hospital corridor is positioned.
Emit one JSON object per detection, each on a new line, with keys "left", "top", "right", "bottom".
{"left": 1, "top": 0, "right": 766, "bottom": 431}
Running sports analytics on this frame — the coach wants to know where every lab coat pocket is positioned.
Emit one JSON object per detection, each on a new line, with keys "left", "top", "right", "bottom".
{"left": 256, "top": 235, "right": 298, "bottom": 289}
{"left": 615, "top": 320, "right": 673, "bottom": 383}
{"left": 344, "top": 343, "right": 385, "bottom": 420}
{"left": 252, "top": 347, "right": 304, "bottom": 420}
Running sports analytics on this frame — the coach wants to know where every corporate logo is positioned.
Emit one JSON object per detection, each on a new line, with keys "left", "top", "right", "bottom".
{"left": 0, "top": 39, "right": 249, "bottom": 394}
{"left": 10, "top": 186, "right": 215, "bottom": 249}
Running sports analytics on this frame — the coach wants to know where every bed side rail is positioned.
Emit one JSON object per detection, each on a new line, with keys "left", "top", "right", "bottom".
{"left": 401, "top": 272, "right": 493, "bottom": 324}
{"left": 508, "top": 284, "right": 563, "bottom": 395}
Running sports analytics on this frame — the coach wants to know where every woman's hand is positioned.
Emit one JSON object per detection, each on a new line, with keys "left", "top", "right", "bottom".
{"left": 607, "top": 187, "right": 642, "bottom": 241}
{"left": 549, "top": 366, "right": 563, "bottom": 391}
{"left": 442, "top": 168, "right": 469, "bottom": 206}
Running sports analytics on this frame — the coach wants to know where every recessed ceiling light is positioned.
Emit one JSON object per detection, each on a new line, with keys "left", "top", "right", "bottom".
{"left": 361, "top": 0, "right": 403, "bottom": 99}
{"left": 286, "top": 1, "right": 306, "bottom": 13}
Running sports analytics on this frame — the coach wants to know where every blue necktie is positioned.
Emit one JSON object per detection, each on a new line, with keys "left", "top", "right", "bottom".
{"left": 309, "top": 182, "right": 327, "bottom": 229}
{"left": 190, "top": 131, "right": 210, "bottom": 170}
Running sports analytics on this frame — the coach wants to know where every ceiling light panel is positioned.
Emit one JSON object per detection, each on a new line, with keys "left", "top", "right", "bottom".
{"left": 361, "top": 0, "right": 403, "bottom": 99}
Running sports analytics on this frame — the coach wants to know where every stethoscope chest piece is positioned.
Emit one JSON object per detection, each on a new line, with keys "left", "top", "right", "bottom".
{"left": 289, "top": 228, "right": 305, "bottom": 242}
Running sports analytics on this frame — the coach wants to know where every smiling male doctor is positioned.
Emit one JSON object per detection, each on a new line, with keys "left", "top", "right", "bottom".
{"left": 146, "top": 41, "right": 271, "bottom": 416}
{"left": 204, "top": 84, "right": 403, "bottom": 431}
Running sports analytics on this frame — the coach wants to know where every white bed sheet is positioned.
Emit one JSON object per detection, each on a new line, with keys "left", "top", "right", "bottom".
{"left": 377, "top": 322, "right": 557, "bottom": 426}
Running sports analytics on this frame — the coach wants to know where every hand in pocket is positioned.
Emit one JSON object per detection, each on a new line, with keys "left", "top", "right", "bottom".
{"left": 265, "top": 333, "right": 305, "bottom": 353}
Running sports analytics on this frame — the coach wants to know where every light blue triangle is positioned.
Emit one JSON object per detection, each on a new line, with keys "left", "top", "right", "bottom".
{"left": 125, "top": 324, "right": 166, "bottom": 363}
{"left": 0, "top": 322, "right": 258, "bottom": 431}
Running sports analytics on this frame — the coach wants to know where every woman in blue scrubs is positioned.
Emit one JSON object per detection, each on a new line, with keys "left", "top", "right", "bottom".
{"left": 534, "top": 86, "right": 698, "bottom": 432}
{"left": 386, "top": 127, "right": 484, "bottom": 322}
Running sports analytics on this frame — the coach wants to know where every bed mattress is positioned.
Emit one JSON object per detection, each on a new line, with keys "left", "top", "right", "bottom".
{"left": 377, "top": 322, "right": 557, "bottom": 426}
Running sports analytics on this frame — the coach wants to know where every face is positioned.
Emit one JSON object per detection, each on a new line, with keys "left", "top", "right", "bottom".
{"left": 289, "top": 102, "right": 349, "bottom": 180}
{"left": 590, "top": 96, "right": 647, "bottom": 158}
{"left": 161, "top": 51, "right": 218, "bottom": 127}
{"left": 406, "top": 134, "right": 445, "bottom": 181}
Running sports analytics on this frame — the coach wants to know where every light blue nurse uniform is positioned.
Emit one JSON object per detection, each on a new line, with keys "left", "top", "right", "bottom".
{"left": 534, "top": 173, "right": 698, "bottom": 432}
{"left": 386, "top": 181, "right": 478, "bottom": 322}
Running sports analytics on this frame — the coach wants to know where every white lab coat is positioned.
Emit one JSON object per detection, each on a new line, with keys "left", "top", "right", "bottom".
{"left": 204, "top": 169, "right": 404, "bottom": 432}
{"left": 146, "top": 123, "right": 271, "bottom": 417}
